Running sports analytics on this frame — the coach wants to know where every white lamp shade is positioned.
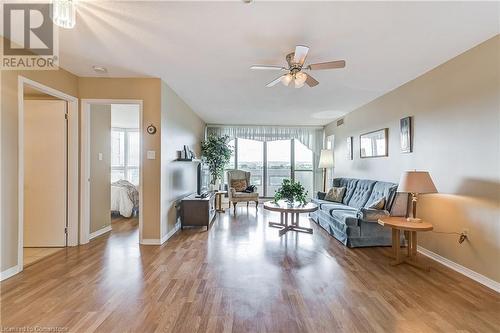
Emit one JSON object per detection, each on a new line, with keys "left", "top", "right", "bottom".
{"left": 318, "top": 149, "right": 334, "bottom": 168}
{"left": 397, "top": 171, "right": 437, "bottom": 194}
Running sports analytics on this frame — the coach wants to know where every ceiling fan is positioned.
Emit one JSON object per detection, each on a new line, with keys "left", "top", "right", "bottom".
{"left": 250, "top": 45, "right": 345, "bottom": 88}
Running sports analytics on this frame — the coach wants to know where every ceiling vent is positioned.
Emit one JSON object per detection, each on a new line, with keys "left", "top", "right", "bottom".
{"left": 336, "top": 118, "right": 344, "bottom": 126}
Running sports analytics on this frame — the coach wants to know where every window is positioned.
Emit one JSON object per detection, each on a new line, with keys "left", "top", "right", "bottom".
{"left": 111, "top": 128, "right": 139, "bottom": 185}
{"left": 225, "top": 138, "right": 314, "bottom": 198}
{"left": 266, "top": 140, "right": 291, "bottom": 197}
{"left": 294, "top": 140, "right": 313, "bottom": 199}
{"left": 326, "top": 135, "right": 335, "bottom": 186}
{"left": 237, "top": 138, "right": 264, "bottom": 194}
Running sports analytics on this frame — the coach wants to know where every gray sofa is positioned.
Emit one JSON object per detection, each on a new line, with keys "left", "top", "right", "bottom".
{"left": 309, "top": 178, "right": 408, "bottom": 247}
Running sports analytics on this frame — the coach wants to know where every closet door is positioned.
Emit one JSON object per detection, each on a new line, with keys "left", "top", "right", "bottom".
{"left": 24, "top": 100, "right": 67, "bottom": 247}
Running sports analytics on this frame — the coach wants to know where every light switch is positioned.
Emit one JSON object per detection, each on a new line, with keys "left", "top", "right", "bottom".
{"left": 98, "top": 153, "right": 103, "bottom": 161}
{"left": 147, "top": 150, "right": 156, "bottom": 160}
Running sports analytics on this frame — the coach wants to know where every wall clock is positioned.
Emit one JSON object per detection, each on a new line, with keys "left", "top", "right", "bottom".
{"left": 146, "top": 124, "right": 157, "bottom": 135}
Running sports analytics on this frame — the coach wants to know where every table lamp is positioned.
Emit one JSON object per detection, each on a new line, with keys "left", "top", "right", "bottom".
{"left": 397, "top": 171, "right": 437, "bottom": 223}
{"left": 318, "top": 149, "right": 334, "bottom": 192}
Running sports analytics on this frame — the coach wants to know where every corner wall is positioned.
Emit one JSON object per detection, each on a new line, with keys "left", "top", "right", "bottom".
{"left": 160, "top": 81, "right": 205, "bottom": 240}
{"left": 324, "top": 36, "right": 500, "bottom": 283}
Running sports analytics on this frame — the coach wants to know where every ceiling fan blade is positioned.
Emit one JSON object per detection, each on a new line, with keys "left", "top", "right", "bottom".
{"left": 305, "top": 74, "right": 319, "bottom": 87}
{"left": 250, "top": 65, "right": 286, "bottom": 71}
{"left": 307, "top": 60, "right": 346, "bottom": 71}
{"left": 293, "top": 45, "right": 309, "bottom": 65}
{"left": 266, "top": 75, "right": 284, "bottom": 87}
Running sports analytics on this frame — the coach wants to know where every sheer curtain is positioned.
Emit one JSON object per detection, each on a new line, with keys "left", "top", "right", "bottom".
{"left": 207, "top": 125, "right": 324, "bottom": 193}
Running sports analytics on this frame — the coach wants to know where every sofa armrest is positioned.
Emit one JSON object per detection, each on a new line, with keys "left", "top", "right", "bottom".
{"left": 317, "top": 191, "right": 326, "bottom": 200}
{"left": 357, "top": 208, "right": 390, "bottom": 222}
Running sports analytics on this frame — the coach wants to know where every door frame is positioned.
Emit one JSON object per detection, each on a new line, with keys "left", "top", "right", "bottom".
{"left": 80, "top": 99, "right": 144, "bottom": 244}
{"left": 17, "top": 76, "right": 79, "bottom": 271}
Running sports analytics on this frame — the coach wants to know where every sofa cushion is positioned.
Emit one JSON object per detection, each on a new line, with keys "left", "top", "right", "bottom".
{"left": 357, "top": 208, "right": 390, "bottom": 222}
{"left": 347, "top": 180, "right": 376, "bottom": 208}
{"left": 366, "top": 197, "right": 385, "bottom": 210}
{"left": 330, "top": 210, "right": 359, "bottom": 227}
{"left": 324, "top": 187, "right": 346, "bottom": 202}
{"left": 333, "top": 178, "right": 359, "bottom": 204}
{"left": 364, "top": 181, "right": 398, "bottom": 210}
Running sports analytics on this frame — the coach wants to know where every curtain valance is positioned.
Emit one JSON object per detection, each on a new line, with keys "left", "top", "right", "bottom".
{"left": 206, "top": 125, "right": 324, "bottom": 155}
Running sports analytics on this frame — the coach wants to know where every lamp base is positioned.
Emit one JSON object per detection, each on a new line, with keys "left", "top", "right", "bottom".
{"left": 406, "top": 217, "right": 422, "bottom": 223}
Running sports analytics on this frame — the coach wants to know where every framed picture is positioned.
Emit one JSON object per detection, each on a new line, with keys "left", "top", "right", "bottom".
{"left": 346, "top": 136, "right": 353, "bottom": 160}
{"left": 400, "top": 116, "right": 412, "bottom": 153}
{"left": 360, "top": 128, "right": 388, "bottom": 158}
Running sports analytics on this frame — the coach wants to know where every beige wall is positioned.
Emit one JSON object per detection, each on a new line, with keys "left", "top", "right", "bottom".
{"left": 78, "top": 78, "right": 162, "bottom": 240}
{"left": 325, "top": 36, "right": 500, "bottom": 282}
{"left": 1, "top": 68, "right": 79, "bottom": 271}
{"left": 90, "top": 104, "right": 111, "bottom": 234}
{"left": 160, "top": 81, "right": 205, "bottom": 238}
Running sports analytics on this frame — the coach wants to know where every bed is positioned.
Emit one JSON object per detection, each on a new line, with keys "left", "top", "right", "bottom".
{"left": 111, "top": 180, "right": 139, "bottom": 217}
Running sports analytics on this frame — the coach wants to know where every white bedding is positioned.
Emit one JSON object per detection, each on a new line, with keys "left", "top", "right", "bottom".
{"left": 111, "top": 184, "right": 136, "bottom": 217}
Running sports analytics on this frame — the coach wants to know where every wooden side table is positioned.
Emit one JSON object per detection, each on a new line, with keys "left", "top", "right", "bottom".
{"left": 378, "top": 217, "right": 433, "bottom": 270}
{"left": 215, "top": 191, "right": 227, "bottom": 213}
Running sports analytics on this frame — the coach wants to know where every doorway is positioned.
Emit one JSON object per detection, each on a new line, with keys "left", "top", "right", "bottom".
{"left": 18, "top": 77, "right": 79, "bottom": 270}
{"left": 80, "top": 100, "right": 143, "bottom": 244}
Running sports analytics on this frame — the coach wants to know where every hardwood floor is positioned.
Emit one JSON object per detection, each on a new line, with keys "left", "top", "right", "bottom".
{"left": 1, "top": 207, "right": 499, "bottom": 332}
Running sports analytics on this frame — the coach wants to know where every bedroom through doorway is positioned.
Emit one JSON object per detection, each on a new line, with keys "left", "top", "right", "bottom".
{"left": 82, "top": 100, "right": 143, "bottom": 244}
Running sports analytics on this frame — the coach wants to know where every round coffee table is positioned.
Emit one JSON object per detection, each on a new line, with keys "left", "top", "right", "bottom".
{"left": 264, "top": 200, "right": 318, "bottom": 236}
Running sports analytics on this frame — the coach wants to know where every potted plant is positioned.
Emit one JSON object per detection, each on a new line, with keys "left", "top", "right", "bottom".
{"left": 201, "top": 134, "right": 233, "bottom": 188}
{"left": 273, "top": 179, "right": 308, "bottom": 205}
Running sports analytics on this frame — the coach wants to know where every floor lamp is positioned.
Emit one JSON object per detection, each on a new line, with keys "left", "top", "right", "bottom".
{"left": 318, "top": 149, "right": 334, "bottom": 192}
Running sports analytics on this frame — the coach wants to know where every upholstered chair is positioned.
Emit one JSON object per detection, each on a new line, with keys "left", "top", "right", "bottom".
{"left": 227, "top": 169, "right": 259, "bottom": 215}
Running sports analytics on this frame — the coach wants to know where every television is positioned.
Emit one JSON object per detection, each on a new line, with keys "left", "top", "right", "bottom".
{"left": 197, "top": 163, "right": 210, "bottom": 195}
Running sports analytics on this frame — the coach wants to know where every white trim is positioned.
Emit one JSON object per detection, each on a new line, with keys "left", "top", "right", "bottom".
{"left": 80, "top": 99, "right": 144, "bottom": 244}
{"left": 17, "top": 77, "right": 79, "bottom": 277}
{"left": 140, "top": 238, "right": 162, "bottom": 245}
{"left": 163, "top": 222, "right": 181, "bottom": 243}
{"left": 89, "top": 225, "right": 112, "bottom": 240}
{"left": 1, "top": 265, "right": 20, "bottom": 281}
{"left": 139, "top": 222, "right": 181, "bottom": 246}
{"left": 417, "top": 246, "right": 500, "bottom": 293}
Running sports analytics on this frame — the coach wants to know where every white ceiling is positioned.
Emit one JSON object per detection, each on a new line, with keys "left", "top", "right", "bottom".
{"left": 111, "top": 104, "right": 139, "bottom": 129}
{"left": 59, "top": 1, "right": 499, "bottom": 125}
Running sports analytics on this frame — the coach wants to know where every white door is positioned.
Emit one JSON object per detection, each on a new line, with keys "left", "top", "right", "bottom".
{"left": 24, "top": 100, "right": 67, "bottom": 247}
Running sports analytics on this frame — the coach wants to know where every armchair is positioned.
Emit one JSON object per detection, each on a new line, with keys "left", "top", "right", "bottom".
{"left": 227, "top": 170, "right": 259, "bottom": 215}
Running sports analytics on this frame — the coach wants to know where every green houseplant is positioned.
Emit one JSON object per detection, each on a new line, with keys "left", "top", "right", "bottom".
{"left": 201, "top": 135, "right": 233, "bottom": 185}
{"left": 273, "top": 179, "right": 308, "bottom": 205}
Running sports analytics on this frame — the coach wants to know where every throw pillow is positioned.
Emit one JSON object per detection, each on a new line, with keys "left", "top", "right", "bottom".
{"left": 324, "top": 186, "right": 346, "bottom": 203}
{"left": 367, "top": 197, "right": 385, "bottom": 210}
{"left": 231, "top": 179, "right": 247, "bottom": 192}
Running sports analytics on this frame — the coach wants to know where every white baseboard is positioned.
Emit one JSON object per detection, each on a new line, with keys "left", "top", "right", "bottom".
{"left": 1, "top": 265, "right": 20, "bottom": 281}
{"left": 141, "top": 238, "right": 161, "bottom": 245}
{"left": 141, "top": 222, "right": 181, "bottom": 246}
{"left": 162, "top": 221, "right": 181, "bottom": 244}
{"left": 417, "top": 246, "right": 499, "bottom": 293}
{"left": 89, "top": 225, "right": 112, "bottom": 240}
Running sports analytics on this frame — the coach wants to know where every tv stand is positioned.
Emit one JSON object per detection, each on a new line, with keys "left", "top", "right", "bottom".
{"left": 181, "top": 192, "right": 216, "bottom": 230}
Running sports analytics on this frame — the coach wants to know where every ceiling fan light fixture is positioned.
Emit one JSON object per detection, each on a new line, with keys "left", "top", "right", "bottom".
{"left": 52, "top": 0, "right": 77, "bottom": 29}
{"left": 294, "top": 72, "right": 307, "bottom": 86}
{"left": 281, "top": 73, "right": 293, "bottom": 86}
{"left": 294, "top": 80, "right": 305, "bottom": 89}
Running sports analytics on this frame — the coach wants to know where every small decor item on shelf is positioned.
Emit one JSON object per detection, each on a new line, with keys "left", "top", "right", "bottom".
{"left": 273, "top": 179, "right": 308, "bottom": 205}
{"left": 201, "top": 134, "right": 233, "bottom": 185}
{"left": 183, "top": 145, "right": 190, "bottom": 159}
